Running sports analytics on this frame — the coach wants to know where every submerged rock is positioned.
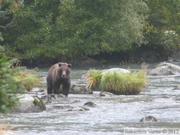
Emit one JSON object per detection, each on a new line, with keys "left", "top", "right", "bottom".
{"left": 140, "top": 115, "right": 158, "bottom": 123}
{"left": 12, "top": 94, "right": 46, "bottom": 113}
{"left": 160, "top": 77, "right": 176, "bottom": 82}
{"left": 84, "top": 101, "right": 96, "bottom": 107}
{"left": 28, "top": 87, "right": 46, "bottom": 99}
{"left": 148, "top": 62, "right": 180, "bottom": 76}
{"left": 67, "top": 106, "right": 90, "bottom": 111}
{"left": 172, "top": 86, "right": 180, "bottom": 90}
{"left": 70, "top": 84, "right": 93, "bottom": 94}
{"left": 99, "top": 91, "right": 114, "bottom": 97}
{"left": 152, "top": 98, "right": 176, "bottom": 103}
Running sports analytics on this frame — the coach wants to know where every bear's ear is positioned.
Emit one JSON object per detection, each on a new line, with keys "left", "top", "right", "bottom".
{"left": 68, "top": 64, "right": 72, "bottom": 68}
{"left": 58, "top": 63, "right": 62, "bottom": 67}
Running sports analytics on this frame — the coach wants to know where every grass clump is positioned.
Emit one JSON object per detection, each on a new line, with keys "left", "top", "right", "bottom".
{"left": 86, "top": 69, "right": 102, "bottom": 90}
{"left": 14, "top": 70, "right": 41, "bottom": 91}
{"left": 100, "top": 71, "right": 147, "bottom": 95}
{"left": 86, "top": 69, "right": 147, "bottom": 95}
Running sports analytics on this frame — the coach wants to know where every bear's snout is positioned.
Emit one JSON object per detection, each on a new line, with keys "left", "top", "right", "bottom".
{"left": 61, "top": 70, "right": 66, "bottom": 78}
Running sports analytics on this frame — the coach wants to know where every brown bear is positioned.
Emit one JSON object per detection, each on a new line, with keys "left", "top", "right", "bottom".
{"left": 46, "top": 62, "right": 72, "bottom": 99}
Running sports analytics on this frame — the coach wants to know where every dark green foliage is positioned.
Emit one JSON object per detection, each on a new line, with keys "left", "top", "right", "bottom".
{"left": 0, "top": 53, "right": 25, "bottom": 114}
{"left": 143, "top": 0, "right": 180, "bottom": 55}
{"left": 0, "top": 0, "right": 180, "bottom": 61}
{"left": 2, "top": 0, "right": 148, "bottom": 58}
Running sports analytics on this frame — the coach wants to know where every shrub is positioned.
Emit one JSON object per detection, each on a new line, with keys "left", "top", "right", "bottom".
{"left": 0, "top": 54, "right": 25, "bottom": 113}
{"left": 0, "top": 53, "right": 40, "bottom": 114}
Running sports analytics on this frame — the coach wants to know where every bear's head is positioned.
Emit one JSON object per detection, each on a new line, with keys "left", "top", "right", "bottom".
{"left": 58, "top": 62, "right": 71, "bottom": 78}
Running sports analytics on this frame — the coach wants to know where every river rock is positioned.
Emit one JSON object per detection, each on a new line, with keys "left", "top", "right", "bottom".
{"left": 12, "top": 94, "right": 46, "bottom": 113}
{"left": 172, "top": 86, "right": 180, "bottom": 90}
{"left": 99, "top": 91, "right": 114, "bottom": 97}
{"left": 70, "top": 84, "right": 93, "bottom": 94}
{"left": 148, "top": 62, "right": 180, "bottom": 76}
{"left": 152, "top": 98, "right": 176, "bottom": 103}
{"left": 102, "top": 68, "right": 130, "bottom": 75}
{"left": 67, "top": 106, "right": 90, "bottom": 111}
{"left": 160, "top": 77, "right": 176, "bottom": 82}
{"left": 28, "top": 87, "right": 46, "bottom": 99}
{"left": 84, "top": 101, "right": 96, "bottom": 107}
{"left": 140, "top": 115, "right": 158, "bottom": 123}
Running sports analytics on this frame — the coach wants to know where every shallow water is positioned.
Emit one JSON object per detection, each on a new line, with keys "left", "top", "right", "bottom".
{"left": 1, "top": 63, "right": 180, "bottom": 135}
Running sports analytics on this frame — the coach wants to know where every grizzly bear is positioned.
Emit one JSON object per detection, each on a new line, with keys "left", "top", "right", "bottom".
{"left": 46, "top": 62, "right": 71, "bottom": 99}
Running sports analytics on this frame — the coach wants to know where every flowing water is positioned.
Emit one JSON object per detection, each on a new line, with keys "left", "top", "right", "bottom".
{"left": 1, "top": 63, "right": 180, "bottom": 135}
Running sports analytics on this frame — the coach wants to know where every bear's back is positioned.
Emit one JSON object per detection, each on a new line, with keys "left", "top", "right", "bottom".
{"left": 47, "top": 64, "right": 59, "bottom": 79}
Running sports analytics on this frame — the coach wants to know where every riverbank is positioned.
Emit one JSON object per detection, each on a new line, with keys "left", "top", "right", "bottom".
{"left": 1, "top": 62, "right": 180, "bottom": 135}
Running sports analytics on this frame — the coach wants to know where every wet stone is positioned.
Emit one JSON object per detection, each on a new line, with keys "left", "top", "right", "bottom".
{"left": 140, "top": 115, "right": 158, "bottom": 123}
{"left": 71, "top": 100, "right": 81, "bottom": 103}
{"left": 67, "top": 106, "right": 89, "bottom": 111}
{"left": 52, "top": 105, "right": 73, "bottom": 110}
{"left": 99, "top": 91, "right": 114, "bottom": 97}
{"left": 84, "top": 101, "right": 96, "bottom": 107}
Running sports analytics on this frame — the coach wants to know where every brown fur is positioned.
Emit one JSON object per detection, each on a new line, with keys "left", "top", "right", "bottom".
{"left": 46, "top": 62, "right": 71, "bottom": 97}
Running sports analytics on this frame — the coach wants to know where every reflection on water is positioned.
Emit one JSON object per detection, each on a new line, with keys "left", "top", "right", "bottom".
{"left": 1, "top": 63, "right": 180, "bottom": 135}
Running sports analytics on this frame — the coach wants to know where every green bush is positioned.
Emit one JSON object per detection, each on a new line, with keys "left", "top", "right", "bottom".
{"left": 86, "top": 69, "right": 147, "bottom": 95}
{"left": 0, "top": 52, "right": 40, "bottom": 114}
{"left": 0, "top": 54, "right": 25, "bottom": 113}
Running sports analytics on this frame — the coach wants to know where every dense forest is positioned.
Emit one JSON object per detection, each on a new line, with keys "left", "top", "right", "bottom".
{"left": 0, "top": 0, "right": 180, "bottom": 66}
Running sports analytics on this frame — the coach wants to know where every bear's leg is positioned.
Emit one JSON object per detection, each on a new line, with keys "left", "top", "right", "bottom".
{"left": 54, "top": 83, "right": 60, "bottom": 94}
{"left": 62, "top": 83, "right": 70, "bottom": 97}
{"left": 47, "top": 81, "right": 53, "bottom": 94}
{"left": 47, "top": 81, "right": 56, "bottom": 102}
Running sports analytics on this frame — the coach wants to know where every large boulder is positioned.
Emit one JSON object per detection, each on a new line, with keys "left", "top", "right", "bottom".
{"left": 12, "top": 94, "right": 46, "bottom": 113}
{"left": 148, "top": 62, "right": 180, "bottom": 76}
{"left": 102, "top": 68, "right": 130, "bottom": 75}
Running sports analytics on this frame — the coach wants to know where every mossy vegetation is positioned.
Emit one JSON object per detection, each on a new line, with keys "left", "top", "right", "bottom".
{"left": 14, "top": 70, "right": 41, "bottom": 91}
{"left": 0, "top": 52, "right": 41, "bottom": 114}
{"left": 33, "top": 97, "right": 46, "bottom": 110}
{"left": 86, "top": 69, "right": 147, "bottom": 95}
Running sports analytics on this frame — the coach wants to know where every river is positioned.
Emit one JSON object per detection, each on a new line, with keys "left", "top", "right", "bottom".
{"left": 1, "top": 63, "right": 180, "bottom": 135}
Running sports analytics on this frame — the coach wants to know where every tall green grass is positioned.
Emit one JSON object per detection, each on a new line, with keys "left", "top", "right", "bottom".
{"left": 100, "top": 71, "right": 147, "bottom": 95}
{"left": 86, "top": 69, "right": 102, "bottom": 90}
{"left": 86, "top": 69, "right": 147, "bottom": 95}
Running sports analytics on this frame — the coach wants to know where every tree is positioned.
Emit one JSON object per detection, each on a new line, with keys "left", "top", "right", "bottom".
{"left": 3, "top": 0, "right": 148, "bottom": 59}
{"left": 0, "top": 0, "right": 24, "bottom": 55}
{"left": 144, "top": 0, "right": 180, "bottom": 56}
